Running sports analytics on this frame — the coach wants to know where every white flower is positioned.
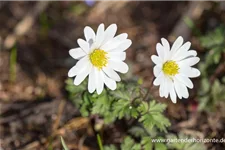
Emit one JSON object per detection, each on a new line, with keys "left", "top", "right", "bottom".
{"left": 68, "top": 23, "right": 132, "bottom": 94}
{"left": 151, "top": 36, "right": 201, "bottom": 103}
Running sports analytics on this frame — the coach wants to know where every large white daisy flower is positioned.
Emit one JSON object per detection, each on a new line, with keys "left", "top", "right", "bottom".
{"left": 151, "top": 36, "right": 201, "bottom": 103}
{"left": 68, "top": 23, "right": 132, "bottom": 95}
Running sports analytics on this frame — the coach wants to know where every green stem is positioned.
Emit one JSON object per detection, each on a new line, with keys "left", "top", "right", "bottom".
{"left": 10, "top": 46, "right": 17, "bottom": 83}
{"left": 97, "top": 133, "right": 103, "bottom": 150}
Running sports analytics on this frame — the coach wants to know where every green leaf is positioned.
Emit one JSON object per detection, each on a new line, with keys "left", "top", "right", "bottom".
{"left": 138, "top": 101, "right": 170, "bottom": 132}
{"left": 79, "top": 92, "right": 92, "bottom": 116}
{"left": 103, "top": 145, "right": 118, "bottom": 150}
{"left": 200, "top": 25, "right": 225, "bottom": 49}
{"left": 149, "top": 100, "right": 167, "bottom": 113}
{"left": 155, "top": 143, "right": 167, "bottom": 150}
{"left": 141, "top": 137, "right": 153, "bottom": 150}
{"left": 200, "top": 78, "right": 210, "bottom": 94}
{"left": 111, "top": 89, "right": 130, "bottom": 100}
{"left": 121, "top": 136, "right": 135, "bottom": 150}
{"left": 167, "top": 133, "right": 207, "bottom": 150}
{"left": 131, "top": 144, "right": 141, "bottom": 150}
{"left": 91, "top": 90, "right": 110, "bottom": 115}
{"left": 197, "top": 96, "right": 209, "bottom": 111}
{"left": 128, "top": 126, "right": 147, "bottom": 138}
{"left": 199, "top": 25, "right": 225, "bottom": 68}
{"left": 113, "top": 99, "right": 138, "bottom": 119}
{"left": 60, "top": 136, "right": 69, "bottom": 150}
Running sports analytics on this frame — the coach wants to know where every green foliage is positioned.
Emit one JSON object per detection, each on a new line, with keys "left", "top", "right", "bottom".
{"left": 66, "top": 78, "right": 172, "bottom": 149}
{"left": 155, "top": 143, "right": 167, "bottom": 150}
{"left": 138, "top": 101, "right": 171, "bottom": 132}
{"left": 196, "top": 25, "right": 225, "bottom": 111}
{"left": 128, "top": 126, "right": 148, "bottom": 138}
{"left": 120, "top": 136, "right": 167, "bottom": 150}
{"left": 141, "top": 137, "right": 153, "bottom": 150}
{"left": 113, "top": 99, "right": 139, "bottom": 119}
{"left": 120, "top": 136, "right": 137, "bottom": 150}
{"left": 66, "top": 78, "right": 170, "bottom": 129}
{"left": 65, "top": 78, "right": 88, "bottom": 112}
{"left": 166, "top": 134, "right": 207, "bottom": 150}
{"left": 103, "top": 145, "right": 118, "bottom": 150}
{"left": 199, "top": 26, "right": 225, "bottom": 65}
{"left": 198, "top": 78, "right": 225, "bottom": 111}
{"left": 109, "top": 133, "right": 206, "bottom": 150}
{"left": 200, "top": 26, "right": 225, "bottom": 65}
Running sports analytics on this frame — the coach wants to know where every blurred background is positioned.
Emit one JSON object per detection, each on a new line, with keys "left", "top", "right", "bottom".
{"left": 0, "top": 1, "right": 225, "bottom": 150}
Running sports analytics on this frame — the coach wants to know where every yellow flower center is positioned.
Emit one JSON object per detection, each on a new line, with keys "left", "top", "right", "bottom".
{"left": 162, "top": 61, "right": 179, "bottom": 76}
{"left": 90, "top": 49, "right": 108, "bottom": 69}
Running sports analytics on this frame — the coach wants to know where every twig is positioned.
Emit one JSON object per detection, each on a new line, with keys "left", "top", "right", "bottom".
{"left": 52, "top": 99, "right": 66, "bottom": 132}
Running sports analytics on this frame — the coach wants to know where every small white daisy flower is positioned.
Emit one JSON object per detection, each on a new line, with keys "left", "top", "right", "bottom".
{"left": 68, "top": 23, "right": 132, "bottom": 95}
{"left": 151, "top": 36, "right": 201, "bottom": 103}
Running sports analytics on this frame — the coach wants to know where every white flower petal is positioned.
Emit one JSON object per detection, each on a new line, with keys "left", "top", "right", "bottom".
{"left": 180, "top": 66, "right": 200, "bottom": 78}
{"left": 108, "top": 60, "right": 129, "bottom": 74}
{"left": 110, "top": 39, "right": 132, "bottom": 52}
{"left": 68, "top": 24, "right": 132, "bottom": 93}
{"left": 109, "top": 52, "right": 126, "bottom": 61}
{"left": 153, "top": 65, "right": 162, "bottom": 77}
{"left": 84, "top": 26, "right": 95, "bottom": 43}
{"left": 68, "top": 65, "right": 79, "bottom": 77}
{"left": 102, "top": 67, "right": 121, "bottom": 81}
{"left": 174, "top": 78, "right": 189, "bottom": 99}
{"left": 152, "top": 36, "right": 200, "bottom": 103}
{"left": 164, "top": 77, "right": 170, "bottom": 98}
{"left": 156, "top": 43, "right": 164, "bottom": 61}
{"left": 116, "top": 33, "right": 128, "bottom": 39}
{"left": 174, "top": 78, "right": 183, "bottom": 99}
{"left": 188, "top": 68, "right": 201, "bottom": 78}
{"left": 95, "top": 23, "right": 105, "bottom": 48}
{"left": 178, "top": 42, "right": 191, "bottom": 52}
{"left": 153, "top": 72, "right": 164, "bottom": 86}
{"left": 96, "top": 70, "right": 104, "bottom": 94}
{"left": 159, "top": 80, "right": 165, "bottom": 97}
{"left": 175, "top": 74, "right": 193, "bottom": 89}
{"left": 188, "top": 50, "right": 197, "bottom": 57}
{"left": 172, "top": 42, "right": 191, "bottom": 60}
{"left": 171, "top": 36, "right": 183, "bottom": 55}
{"left": 88, "top": 67, "right": 96, "bottom": 93}
{"left": 161, "top": 38, "right": 170, "bottom": 51}
{"left": 69, "top": 48, "right": 86, "bottom": 60}
{"left": 102, "top": 24, "right": 117, "bottom": 45}
{"left": 74, "top": 63, "right": 92, "bottom": 86}
{"left": 174, "top": 50, "right": 197, "bottom": 61}
{"left": 151, "top": 55, "right": 162, "bottom": 65}
{"left": 68, "top": 56, "right": 89, "bottom": 77}
{"left": 178, "top": 82, "right": 189, "bottom": 98}
{"left": 77, "top": 39, "right": 89, "bottom": 53}
{"left": 179, "top": 57, "right": 200, "bottom": 67}
{"left": 169, "top": 84, "right": 177, "bottom": 103}
{"left": 104, "top": 74, "right": 117, "bottom": 90}
{"left": 161, "top": 38, "right": 170, "bottom": 61}
{"left": 100, "top": 33, "right": 128, "bottom": 51}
